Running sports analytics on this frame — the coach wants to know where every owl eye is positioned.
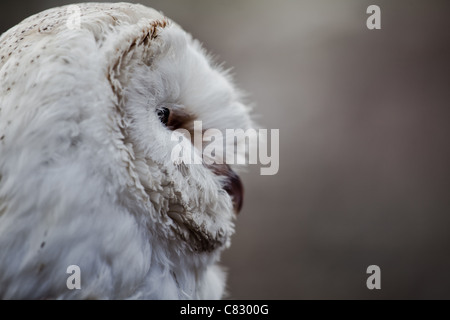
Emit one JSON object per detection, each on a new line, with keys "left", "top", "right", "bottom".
{"left": 157, "top": 107, "right": 170, "bottom": 126}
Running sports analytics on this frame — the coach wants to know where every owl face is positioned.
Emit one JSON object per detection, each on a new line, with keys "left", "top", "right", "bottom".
{"left": 0, "top": 3, "right": 252, "bottom": 298}
{"left": 117, "top": 17, "right": 252, "bottom": 253}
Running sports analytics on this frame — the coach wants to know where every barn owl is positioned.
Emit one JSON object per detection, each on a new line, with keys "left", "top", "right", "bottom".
{"left": 0, "top": 3, "right": 252, "bottom": 299}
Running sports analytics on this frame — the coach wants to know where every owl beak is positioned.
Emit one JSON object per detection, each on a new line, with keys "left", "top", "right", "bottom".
{"left": 223, "top": 168, "right": 244, "bottom": 214}
{"left": 207, "top": 164, "right": 244, "bottom": 214}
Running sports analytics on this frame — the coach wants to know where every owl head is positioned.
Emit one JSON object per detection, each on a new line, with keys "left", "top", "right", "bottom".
{"left": 0, "top": 3, "right": 253, "bottom": 299}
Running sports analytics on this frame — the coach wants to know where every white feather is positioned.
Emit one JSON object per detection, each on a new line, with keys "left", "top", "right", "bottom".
{"left": 0, "top": 3, "right": 252, "bottom": 299}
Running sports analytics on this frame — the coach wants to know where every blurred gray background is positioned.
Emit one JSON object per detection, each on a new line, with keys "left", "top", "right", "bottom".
{"left": 2, "top": 0, "right": 450, "bottom": 299}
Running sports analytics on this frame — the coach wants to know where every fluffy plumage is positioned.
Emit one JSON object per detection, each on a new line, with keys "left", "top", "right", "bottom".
{"left": 0, "top": 3, "right": 252, "bottom": 299}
